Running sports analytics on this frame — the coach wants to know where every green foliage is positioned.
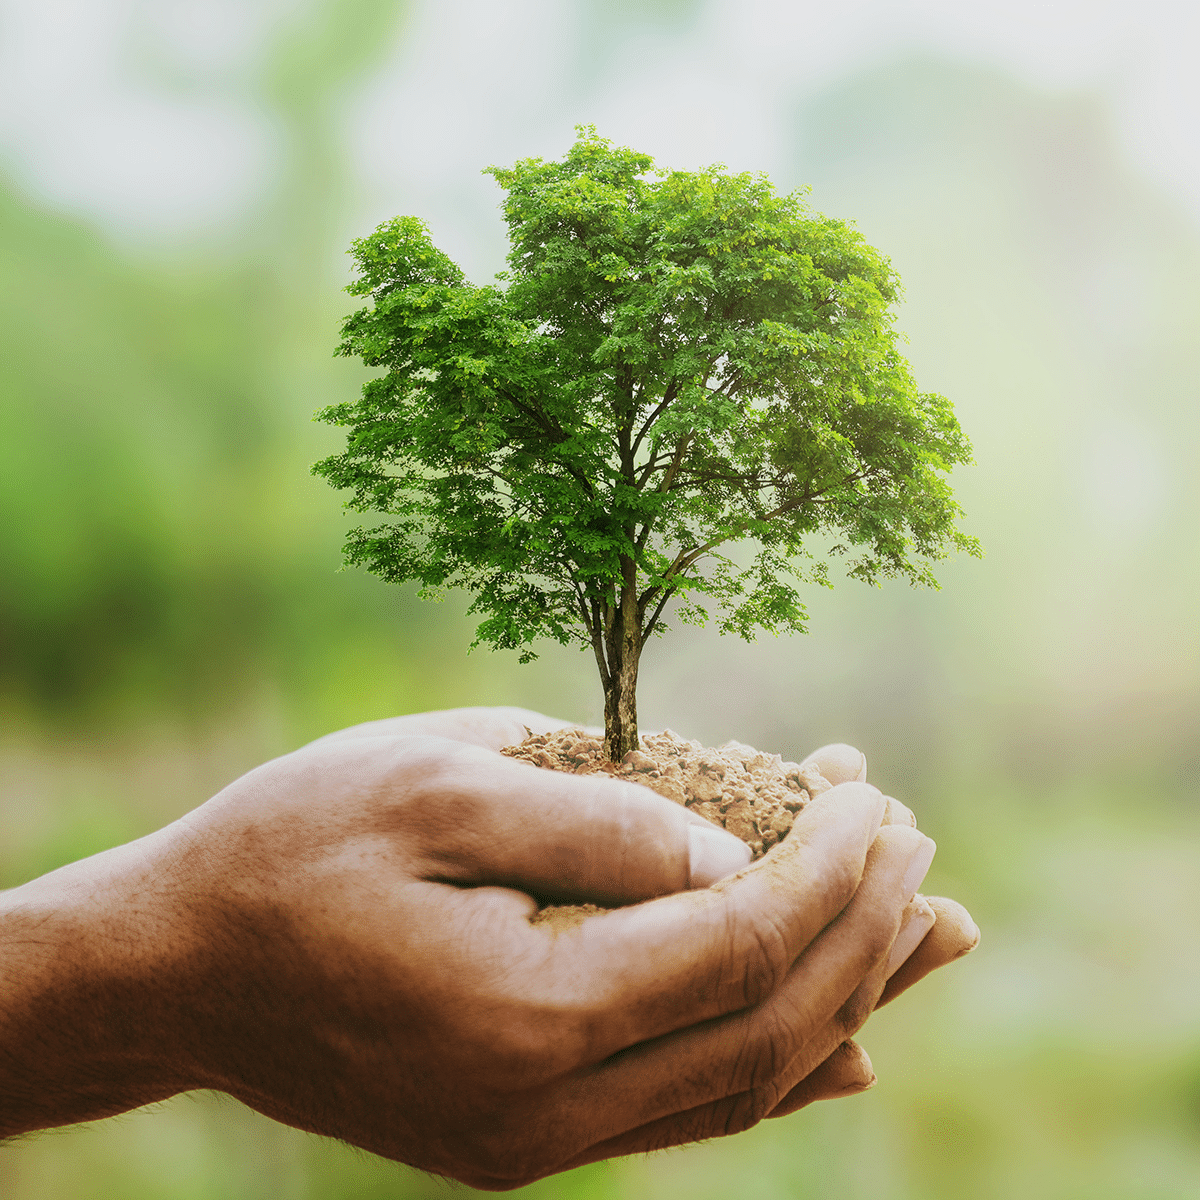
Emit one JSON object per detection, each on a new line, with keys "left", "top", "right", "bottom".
{"left": 315, "top": 126, "right": 979, "bottom": 685}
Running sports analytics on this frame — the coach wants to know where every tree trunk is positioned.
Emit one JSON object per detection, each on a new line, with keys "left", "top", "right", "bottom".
{"left": 602, "top": 641, "right": 640, "bottom": 761}
{"left": 601, "top": 558, "right": 642, "bottom": 761}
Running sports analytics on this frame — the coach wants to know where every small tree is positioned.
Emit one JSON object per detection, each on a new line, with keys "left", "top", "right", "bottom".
{"left": 314, "top": 127, "right": 980, "bottom": 760}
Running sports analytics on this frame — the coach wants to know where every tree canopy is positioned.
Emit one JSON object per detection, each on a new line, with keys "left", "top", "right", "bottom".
{"left": 314, "top": 126, "right": 980, "bottom": 757}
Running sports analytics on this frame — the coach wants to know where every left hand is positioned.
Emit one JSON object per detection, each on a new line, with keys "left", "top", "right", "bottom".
{"left": 321, "top": 708, "right": 981, "bottom": 1121}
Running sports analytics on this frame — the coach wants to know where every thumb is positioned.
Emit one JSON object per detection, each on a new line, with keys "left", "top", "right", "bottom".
{"left": 403, "top": 740, "right": 752, "bottom": 904}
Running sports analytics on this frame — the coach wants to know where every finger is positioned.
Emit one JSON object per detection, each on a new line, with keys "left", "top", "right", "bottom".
{"left": 552, "top": 1038, "right": 874, "bottom": 1173}
{"left": 885, "top": 896, "right": 937, "bottom": 978}
{"left": 310, "top": 706, "right": 572, "bottom": 751}
{"left": 762, "top": 911, "right": 907, "bottom": 1124}
{"left": 565, "top": 870, "right": 927, "bottom": 1162}
{"left": 754, "top": 893, "right": 930, "bottom": 1127}
{"left": 800, "top": 743, "right": 867, "bottom": 785}
{"left": 798, "top": 742, "right": 913, "bottom": 826}
{"left": 802, "top": 744, "right": 913, "bottom": 826}
{"left": 549, "top": 1037, "right": 871, "bottom": 1174}
{"left": 474, "top": 782, "right": 888, "bottom": 1064}
{"left": 766, "top": 1039, "right": 876, "bottom": 1114}
{"left": 565, "top": 941, "right": 894, "bottom": 1165}
{"left": 876, "top": 896, "right": 980, "bottom": 1007}
{"left": 566, "top": 825, "right": 934, "bottom": 1141}
{"left": 398, "top": 739, "right": 750, "bottom": 901}
{"left": 882, "top": 796, "right": 917, "bottom": 827}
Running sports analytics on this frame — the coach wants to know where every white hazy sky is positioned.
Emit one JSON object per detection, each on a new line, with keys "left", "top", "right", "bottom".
{"left": 0, "top": 0, "right": 1197, "bottom": 245}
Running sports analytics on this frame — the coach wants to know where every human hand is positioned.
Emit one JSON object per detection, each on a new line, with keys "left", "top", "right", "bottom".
{"left": 321, "top": 709, "right": 981, "bottom": 1047}
{"left": 0, "top": 706, "right": 976, "bottom": 1189}
{"left": 755, "top": 739, "right": 980, "bottom": 1114}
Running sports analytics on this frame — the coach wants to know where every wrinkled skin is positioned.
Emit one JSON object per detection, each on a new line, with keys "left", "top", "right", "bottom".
{"left": 0, "top": 707, "right": 978, "bottom": 1190}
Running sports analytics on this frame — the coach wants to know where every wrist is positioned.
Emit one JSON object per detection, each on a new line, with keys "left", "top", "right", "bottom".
{"left": 0, "top": 832, "right": 200, "bottom": 1136}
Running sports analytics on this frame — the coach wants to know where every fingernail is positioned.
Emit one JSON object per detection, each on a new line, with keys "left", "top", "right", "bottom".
{"left": 839, "top": 1073, "right": 878, "bottom": 1095}
{"left": 885, "top": 898, "right": 937, "bottom": 977}
{"left": 902, "top": 836, "right": 936, "bottom": 898}
{"left": 959, "top": 915, "right": 982, "bottom": 954}
{"left": 689, "top": 823, "right": 753, "bottom": 888}
{"left": 882, "top": 796, "right": 917, "bottom": 827}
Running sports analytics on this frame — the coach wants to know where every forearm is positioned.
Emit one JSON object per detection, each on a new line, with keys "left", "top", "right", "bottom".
{"left": 0, "top": 838, "right": 195, "bottom": 1137}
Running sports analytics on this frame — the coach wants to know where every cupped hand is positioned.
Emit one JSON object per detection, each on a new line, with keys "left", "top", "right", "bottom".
{"left": 762, "top": 738, "right": 980, "bottom": 1113}
{"left": 0, "top": 707, "right": 977, "bottom": 1191}
{"left": 320, "top": 708, "right": 981, "bottom": 1041}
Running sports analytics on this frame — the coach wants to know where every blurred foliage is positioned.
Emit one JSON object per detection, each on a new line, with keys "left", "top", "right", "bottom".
{"left": 1, "top": 4, "right": 1199, "bottom": 1197}
{"left": 0, "top": 0, "right": 540, "bottom": 745}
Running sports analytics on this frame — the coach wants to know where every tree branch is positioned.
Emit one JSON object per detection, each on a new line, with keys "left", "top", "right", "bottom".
{"left": 710, "top": 368, "right": 744, "bottom": 398}
{"left": 491, "top": 389, "right": 599, "bottom": 502}
{"left": 657, "top": 429, "right": 696, "bottom": 494}
{"left": 640, "top": 582, "right": 677, "bottom": 643}
{"left": 496, "top": 387, "right": 564, "bottom": 441}
{"left": 576, "top": 585, "right": 611, "bottom": 691}
{"left": 655, "top": 468, "right": 873, "bottom": 584}
{"left": 635, "top": 449, "right": 673, "bottom": 490}
{"left": 630, "top": 378, "right": 679, "bottom": 459}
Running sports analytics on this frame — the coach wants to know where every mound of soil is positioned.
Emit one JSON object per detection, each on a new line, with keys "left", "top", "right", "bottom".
{"left": 502, "top": 727, "right": 834, "bottom": 929}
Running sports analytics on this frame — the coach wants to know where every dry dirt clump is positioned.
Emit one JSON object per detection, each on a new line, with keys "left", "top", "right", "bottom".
{"left": 502, "top": 727, "right": 832, "bottom": 859}
{"left": 504, "top": 728, "right": 836, "bottom": 930}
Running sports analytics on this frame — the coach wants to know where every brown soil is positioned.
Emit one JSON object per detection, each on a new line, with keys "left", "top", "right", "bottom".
{"left": 502, "top": 727, "right": 834, "bottom": 930}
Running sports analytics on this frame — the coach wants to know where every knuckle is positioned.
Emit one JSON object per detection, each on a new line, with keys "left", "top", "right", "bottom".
{"left": 667, "top": 1094, "right": 766, "bottom": 1147}
{"left": 730, "top": 1009, "right": 795, "bottom": 1095}
{"left": 836, "top": 985, "right": 877, "bottom": 1036}
{"left": 864, "top": 918, "right": 899, "bottom": 968}
{"left": 811, "top": 840, "right": 868, "bottom": 912}
{"left": 717, "top": 1089, "right": 772, "bottom": 1138}
{"left": 450, "top": 1122, "right": 522, "bottom": 1185}
{"left": 731, "top": 906, "right": 792, "bottom": 1009}
{"left": 469, "top": 1153, "right": 551, "bottom": 1192}
{"left": 782, "top": 835, "right": 860, "bottom": 916}
{"left": 488, "top": 1015, "right": 585, "bottom": 1086}
{"left": 453, "top": 1114, "right": 567, "bottom": 1191}
{"left": 382, "top": 739, "right": 468, "bottom": 799}
{"left": 460, "top": 1148, "right": 543, "bottom": 1191}
{"left": 461, "top": 1174, "right": 525, "bottom": 1193}
{"left": 820, "top": 848, "right": 865, "bottom": 912}
{"left": 661, "top": 1092, "right": 773, "bottom": 1148}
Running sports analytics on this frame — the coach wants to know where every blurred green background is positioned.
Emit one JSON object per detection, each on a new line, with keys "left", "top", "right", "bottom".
{"left": 2, "top": 1, "right": 1199, "bottom": 1197}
